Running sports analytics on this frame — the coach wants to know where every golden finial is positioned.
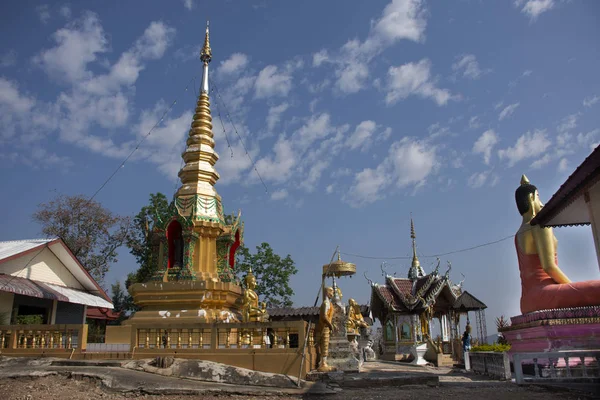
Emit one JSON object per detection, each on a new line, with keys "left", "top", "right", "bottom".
{"left": 521, "top": 174, "right": 530, "bottom": 186}
{"left": 410, "top": 216, "right": 416, "bottom": 240}
{"left": 200, "top": 21, "right": 212, "bottom": 64}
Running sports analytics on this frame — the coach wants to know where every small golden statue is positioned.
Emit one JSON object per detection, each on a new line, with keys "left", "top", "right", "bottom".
{"left": 316, "top": 286, "right": 336, "bottom": 372}
{"left": 241, "top": 268, "right": 267, "bottom": 323}
{"left": 345, "top": 298, "right": 369, "bottom": 334}
{"left": 417, "top": 297, "right": 434, "bottom": 340}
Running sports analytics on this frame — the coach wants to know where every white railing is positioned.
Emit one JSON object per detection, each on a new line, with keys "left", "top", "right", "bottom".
{"left": 468, "top": 351, "right": 511, "bottom": 380}
{"left": 513, "top": 350, "right": 600, "bottom": 384}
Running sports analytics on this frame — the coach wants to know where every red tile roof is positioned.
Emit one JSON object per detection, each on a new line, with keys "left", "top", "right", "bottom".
{"left": 391, "top": 278, "right": 413, "bottom": 296}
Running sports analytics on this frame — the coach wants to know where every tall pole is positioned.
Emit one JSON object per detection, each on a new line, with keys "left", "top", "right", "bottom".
{"left": 296, "top": 245, "right": 339, "bottom": 386}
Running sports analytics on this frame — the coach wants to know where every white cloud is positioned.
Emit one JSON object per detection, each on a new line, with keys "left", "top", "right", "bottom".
{"left": 312, "top": 49, "right": 329, "bottom": 67}
{"left": 1, "top": 50, "right": 17, "bottom": 68}
{"left": 452, "top": 54, "right": 488, "bottom": 79}
{"left": 266, "top": 103, "right": 289, "bottom": 132}
{"left": 530, "top": 153, "right": 552, "bottom": 169}
{"left": 494, "top": 101, "right": 504, "bottom": 110}
{"left": 515, "top": 0, "right": 555, "bottom": 20}
{"left": 468, "top": 116, "right": 480, "bottom": 129}
{"left": 218, "top": 53, "right": 249, "bottom": 76}
{"left": 328, "top": 0, "right": 428, "bottom": 94}
{"left": 254, "top": 65, "right": 292, "bottom": 99}
{"left": 522, "top": 69, "right": 533, "bottom": 77}
{"left": 335, "top": 62, "right": 369, "bottom": 94}
{"left": 498, "top": 102, "right": 520, "bottom": 121}
{"left": 182, "top": 0, "right": 194, "bottom": 10}
{"left": 389, "top": 139, "right": 437, "bottom": 187}
{"left": 346, "top": 137, "right": 437, "bottom": 206}
{"left": 254, "top": 138, "right": 297, "bottom": 183}
{"left": 557, "top": 158, "right": 569, "bottom": 172}
{"left": 346, "top": 166, "right": 389, "bottom": 206}
{"left": 557, "top": 113, "right": 579, "bottom": 134}
{"left": 468, "top": 170, "right": 498, "bottom": 189}
{"left": 473, "top": 129, "right": 498, "bottom": 165}
{"left": 300, "top": 160, "right": 329, "bottom": 192}
{"left": 33, "top": 12, "right": 109, "bottom": 83}
{"left": 0, "top": 78, "right": 35, "bottom": 114}
{"left": 346, "top": 120, "right": 378, "bottom": 151}
{"left": 36, "top": 5, "right": 51, "bottom": 24}
{"left": 385, "top": 59, "right": 453, "bottom": 106}
{"left": 270, "top": 189, "right": 288, "bottom": 201}
{"left": 326, "top": 184, "right": 335, "bottom": 194}
{"left": 583, "top": 95, "right": 599, "bottom": 108}
{"left": 60, "top": 5, "right": 72, "bottom": 19}
{"left": 498, "top": 129, "right": 551, "bottom": 167}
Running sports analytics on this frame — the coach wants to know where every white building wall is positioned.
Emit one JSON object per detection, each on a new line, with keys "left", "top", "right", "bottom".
{"left": 0, "top": 248, "right": 84, "bottom": 289}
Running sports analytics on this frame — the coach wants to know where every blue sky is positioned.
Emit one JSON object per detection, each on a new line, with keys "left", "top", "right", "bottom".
{"left": 1, "top": 0, "right": 600, "bottom": 333}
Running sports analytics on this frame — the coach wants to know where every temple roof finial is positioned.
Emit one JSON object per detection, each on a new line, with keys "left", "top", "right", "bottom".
{"left": 408, "top": 216, "right": 425, "bottom": 280}
{"left": 200, "top": 21, "right": 212, "bottom": 64}
{"left": 520, "top": 174, "right": 530, "bottom": 186}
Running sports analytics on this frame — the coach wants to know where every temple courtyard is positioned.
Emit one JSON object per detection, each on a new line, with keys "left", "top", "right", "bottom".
{"left": 0, "top": 357, "right": 598, "bottom": 399}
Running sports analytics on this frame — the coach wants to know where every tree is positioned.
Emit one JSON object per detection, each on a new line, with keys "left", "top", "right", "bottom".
{"left": 125, "top": 192, "right": 298, "bottom": 308}
{"left": 110, "top": 281, "right": 134, "bottom": 323}
{"left": 33, "top": 194, "right": 130, "bottom": 284}
{"left": 234, "top": 242, "right": 298, "bottom": 308}
{"left": 126, "top": 192, "right": 171, "bottom": 284}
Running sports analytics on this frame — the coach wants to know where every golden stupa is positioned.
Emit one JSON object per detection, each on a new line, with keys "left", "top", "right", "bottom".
{"left": 125, "top": 23, "right": 245, "bottom": 324}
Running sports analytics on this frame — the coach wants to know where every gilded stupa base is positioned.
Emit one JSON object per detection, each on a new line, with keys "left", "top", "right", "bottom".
{"left": 124, "top": 280, "right": 243, "bottom": 325}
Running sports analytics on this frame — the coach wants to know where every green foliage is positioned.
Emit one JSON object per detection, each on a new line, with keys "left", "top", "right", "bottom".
{"left": 233, "top": 242, "right": 298, "bottom": 308}
{"left": 16, "top": 315, "right": 44, "bottom": 325}
{"left": 126, "top": 192, "right": 171, "bottom": 284}
{"left": 471, "top": 343, "right": 511, "bottom": 352}
{"left": 110, "top": 281, "right": 136, "bottom": 322}
{"left": 33, "top": 194, "right": 130, "bottom": 284}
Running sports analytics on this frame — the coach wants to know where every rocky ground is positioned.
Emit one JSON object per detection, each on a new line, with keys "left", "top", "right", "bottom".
{"left": 0, "top": 374, "right": 598, "bottom": 400}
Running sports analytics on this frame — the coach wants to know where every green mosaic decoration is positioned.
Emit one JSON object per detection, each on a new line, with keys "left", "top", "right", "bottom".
{"left": 215, "top": 211, "right": 244, "bottom": 282}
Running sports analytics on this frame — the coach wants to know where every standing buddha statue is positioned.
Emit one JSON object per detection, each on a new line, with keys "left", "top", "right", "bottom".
{"left": 316, "top": 286, "right": 336, "bottom": 372}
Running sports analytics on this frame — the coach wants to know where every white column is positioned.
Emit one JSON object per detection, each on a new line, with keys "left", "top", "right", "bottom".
{"left": 50, "top": 300, "right": 57, "bottom": 324}
{"left": 584, "top": 190, "right": 600, "bottom": 271}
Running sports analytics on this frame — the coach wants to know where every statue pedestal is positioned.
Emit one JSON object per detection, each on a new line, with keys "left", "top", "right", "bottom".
{"left": 325, "top": 304, "right": 361, "bottom": 372}
{"left": 500, "top": 306, "right": 600, "bottom": 363}
{"left": 410, "top": 343, "right": 428, "bottom": 365}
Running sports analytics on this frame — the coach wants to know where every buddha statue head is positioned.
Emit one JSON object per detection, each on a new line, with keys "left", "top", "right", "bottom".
{"left": 244, "top": 268, "right": 257, "bottom": 290}
{"left": 515, "top": 175, "right": 543, "bottom": 218}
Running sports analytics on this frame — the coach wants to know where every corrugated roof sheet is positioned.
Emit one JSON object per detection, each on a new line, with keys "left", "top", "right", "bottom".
{"left": 532, "top": 145, "right": 600, "bottom": 227}
{"left": 0, "top": 274, "right": 113, "bottom": 308}
{"left": 0, "top": 238, "right": 54, "bottom": 261}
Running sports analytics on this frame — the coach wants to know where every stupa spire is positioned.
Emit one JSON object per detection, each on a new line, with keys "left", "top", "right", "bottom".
{"left": 408, "top": 217, "right": 425, "bottom": 280}
{"left": 200, "top": 21, "right": 211, "bottom": 93}
{"left": 174, "top": 21, "right": 224, "bottom": 224}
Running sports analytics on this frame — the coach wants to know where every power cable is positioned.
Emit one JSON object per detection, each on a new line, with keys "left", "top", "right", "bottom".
{"left": 340, "top": 230, "right": 526, "bottom": 261}
{"left": 88, "top": 76, "right": 196, "bottom": 203}
{"left": 210, "top": 79, "right": 268, "bottom": 193}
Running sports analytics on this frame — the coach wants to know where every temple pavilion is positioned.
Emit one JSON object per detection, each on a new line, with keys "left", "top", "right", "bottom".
{"left": 369, "top": 219, "right": 487, "bottom": 365}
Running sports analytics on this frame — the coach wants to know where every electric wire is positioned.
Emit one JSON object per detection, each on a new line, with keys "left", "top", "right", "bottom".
{"left": 88, "top": 76, "right": 196, "bottom": 204}
{"left": 211, "top": 87, "right": 234, "bottom": 158}
{"left": 210, "top": 79, "right": 269, "bottom": 193}
{"left": 340, "top": 229, "right": 528, "bottom": 261}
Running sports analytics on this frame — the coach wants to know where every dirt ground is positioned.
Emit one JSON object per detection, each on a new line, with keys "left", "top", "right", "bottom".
{"left": 0, "top": 375, "right": 598, "bottom": 400}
